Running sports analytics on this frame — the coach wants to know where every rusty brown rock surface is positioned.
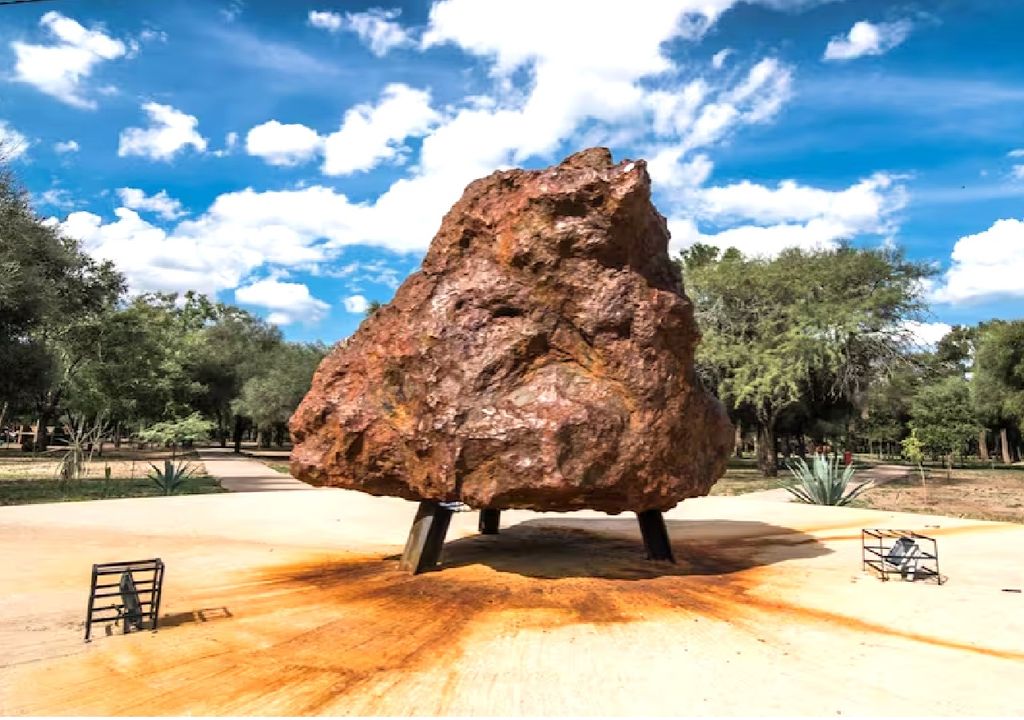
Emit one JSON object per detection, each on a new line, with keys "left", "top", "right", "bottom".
{"left": 289, "top": 147, "right": 733, "bottom": 513}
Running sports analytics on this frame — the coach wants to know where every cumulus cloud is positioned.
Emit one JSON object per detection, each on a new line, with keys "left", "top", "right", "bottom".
{"left": 10, "top": 12, "right": 129, "bottom": 109}
{"left": 116, "top": 188, "right": 186, "bottom": 220}
{"left": 0, "top": 121, "right": 30, "bottom": 159}
{"left": 667, "top": 173, "right": 907, "bottom": 256}
{"left": 246, "top": 121, "right": 323, "bottom": 166}
{"left": 69, "top": 0, "right": 868, "bottom": 299}
{"left": 823, "top": 20, "right": 912, "bottom": 62}
{"left": 118, "top": 102, "right": 208, "bottom": 161}
{"left": 343, "top": 294, "right": 370, "bottom": 314}
{"left": 322, "top": 84, "right": 439, "bottom": 175}
{"left": 235, "top": 278, "right": 330, "bottom": 325}
{"left": 53, "top": 139, "right": 80, "bottom": 154}
{"left": 930, "top": 218, "right": 1024, "bottom": 304}
{"left": 712, "top": 48, "right": 733, "bottom": 69}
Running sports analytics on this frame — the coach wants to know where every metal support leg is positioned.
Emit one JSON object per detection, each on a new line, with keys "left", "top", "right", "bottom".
{"left": 478, "top": 508, "right": 501, "bottom": 535}
{"left": 637, "top": 509, "right": 675, "bottom": 563}
{"left": 399, "top": 501, "right": 454, "bottom": 574}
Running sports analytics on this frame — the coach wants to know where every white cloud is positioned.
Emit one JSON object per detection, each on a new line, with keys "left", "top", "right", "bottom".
{"left": 698, "top": 173, "right": 904, "bottom": 227}
{"left": 37, "top": 188, "right": 74, "bottom": 210}
{"left": 1012, "top": 165, "right": 1024, "bottom": 181}
{"left": 212, "top": 131, "right": 239, "bottom": 158}
{"left": 235, "top": 278, "right": 330, "bottom": 325}
{"left": 323, "top": 259, "right": 404, "bottom": 289}
{"left": 903, "top": 321, "right": 953, "bottom": 349}
{"left": 138, "top": 29, "right": 169, "bottom": 44}
{"left": 343, "top": 294, "right": 369, "bottom": 314}
{"left": 1009, "top": 149, "right": 1024, "bottom": 158}
{"left": 667, "top": 173, "right": 907, "bottom": 257}
{"left": 10, "top": 12, "right": 128, "bottom": 109}
{"left": 823, "top": 20, "right": 912, "bottom": 62}
{"left": 0, "top": 121, "right": 30, "bottom": 159}
{"left": 307, "top": 10, "right": 343, "bottom": 32}
{"left": 66, "top": 0, "right": 853, "bottom": 302}
{"left": 246, "top": 120, "right": 323, "bottom": 166}
{"left": 323, "top": 83, "right": 439, "bottom": 175}
{"left": 310, "top": 8, "right": 412, "bottom": 56}
{"left": 54, "top": 139, "right": 80, "bottom": 154}
{"left": 343, "top": 8, "right": 412, "bottom": 56}
{"left": 116, "top": 188, "right": 186, "bottom": 220}
{"left": 712, "top": 48, "right": 733, "bottom": 69}
{"left": 118, "top": 102, "right": 208, "bottom": 161}
{"left": 930, "top": 218, "right": 1024, "bottom": 304}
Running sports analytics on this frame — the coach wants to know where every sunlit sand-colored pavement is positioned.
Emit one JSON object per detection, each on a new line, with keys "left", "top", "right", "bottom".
{"left": 1, "top": 486, "right": 1022, "bottom": 716}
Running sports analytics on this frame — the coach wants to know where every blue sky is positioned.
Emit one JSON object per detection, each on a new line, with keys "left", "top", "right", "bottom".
{"left": 2, "top": 0, "right": 1022, "bottom": 344}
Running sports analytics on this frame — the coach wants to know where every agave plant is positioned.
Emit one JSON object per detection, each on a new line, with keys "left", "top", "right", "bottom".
{"left": 147, "top": 460, "right": 196, "bottom": 496}
{"left": 779, "top": 453, "right": 871, "bottom": 506}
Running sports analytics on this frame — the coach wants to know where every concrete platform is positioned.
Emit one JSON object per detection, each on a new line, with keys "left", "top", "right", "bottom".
{"left": 1, "top": 490, "right": 1022, "bottom": 715}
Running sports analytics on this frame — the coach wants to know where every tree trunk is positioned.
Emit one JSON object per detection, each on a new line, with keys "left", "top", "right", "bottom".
{"left": 233, "top": 414, "right": 244, "bottom": 454}
{"left": 756, "top": 422, "right": 778, "bottom": 477}
{"left": 113, "top": 421, "right": 122, "bottom": 449}
{"left": 978, "top": 429, "right": 990, "bottom": 461}
{"left": 32, "top": 415, "right": 51, "bottom": 453}
{"left": 733, "top": 424, "right": 743, "bottom": 458}
{"left": 258, "top": 428, "right": 272, "bottom": 449}
{"left": 1001, "top": 427, "right": 1012, "bottom": 464}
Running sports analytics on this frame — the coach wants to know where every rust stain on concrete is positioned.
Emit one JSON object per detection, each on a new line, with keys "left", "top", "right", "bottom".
{"left": 7, "top": 522, "right": 1022, "bottom": 716}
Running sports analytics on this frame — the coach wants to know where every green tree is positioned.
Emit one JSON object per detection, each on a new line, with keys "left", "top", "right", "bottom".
{"left": 232, "top": 342, "right": 327, "bottom": 447}
{"left": 909, "top": 376, "right": 979, "bottom": 478}
{"left": 682, "top": 243, "right": 931, "bottom": 476}
{"left": 138, "top": 412, "right": 215, "bottom": 458}
{"left": 0, "top": 163, "right": 124, "bottom": 448}
{"left": 182, "top": 301, "right": 283, "bottom": 449}
{"left": 971, "top": 320, "right": 1024, "bottom": 463}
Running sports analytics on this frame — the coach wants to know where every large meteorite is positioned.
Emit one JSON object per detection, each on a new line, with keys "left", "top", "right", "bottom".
{"left": 290, "top": 147, "right": 733, "bottom": 572}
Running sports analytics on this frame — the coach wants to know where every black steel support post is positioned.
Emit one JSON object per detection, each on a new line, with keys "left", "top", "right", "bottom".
{"left": 399, "top": 501, "right": 454, "bottom": 574}
{"left": 478, "top": 508, "right": 501, "bottom": 535}
{"left": 637, "top": 509, "right": 675, "bottom": 563}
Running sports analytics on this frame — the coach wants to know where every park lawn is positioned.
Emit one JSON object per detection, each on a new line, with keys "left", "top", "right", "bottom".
{"left": 855, "top": 466, "right": 1024, "bottom": 524}
{"left": 709, "top": 465, "right": 779, "bottom": 495}
{"left": 0, "top": 474, "right": 227, "bottom": 506}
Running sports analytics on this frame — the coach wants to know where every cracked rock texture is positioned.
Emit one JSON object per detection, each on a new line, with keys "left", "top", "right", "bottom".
{"left": 289, "top": 148, "right": 733, "bottom": 513}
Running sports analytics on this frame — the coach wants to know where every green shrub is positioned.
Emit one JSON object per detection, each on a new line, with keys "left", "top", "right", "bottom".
{"left": 779, "top": 453, "right": 870, "bottom": 506}
{"left": 147, "top": 460, "right": 197, "bottom": 495}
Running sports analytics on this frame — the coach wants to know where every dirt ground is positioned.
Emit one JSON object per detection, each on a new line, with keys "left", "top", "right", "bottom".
{"left": 1, "top": 490, "right": 1022, "bottom": 716}
{"left": 859, "top": 466, "right": 1024, "bottom": 524}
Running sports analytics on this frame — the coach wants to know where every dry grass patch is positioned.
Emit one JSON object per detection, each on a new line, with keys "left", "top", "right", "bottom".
{"left": 857, "top": 466, "right": 1024, "bottom": 524}
{"left": 0, "top": 447, "right": 207, "bottom": 482}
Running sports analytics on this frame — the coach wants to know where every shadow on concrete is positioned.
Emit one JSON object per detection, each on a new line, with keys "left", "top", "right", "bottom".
{"left": 160, "top": 606, "right": 234, "bottom": 628}
{"left": 435, "top": 517, "right": 830, "bottom": 580}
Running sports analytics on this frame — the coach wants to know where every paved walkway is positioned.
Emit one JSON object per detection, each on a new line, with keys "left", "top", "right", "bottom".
{"left": 737, "top": 463, "right": 910, "bottom": 502}
{"left": 197, "top": 447, "right": 313, "bottom": 492}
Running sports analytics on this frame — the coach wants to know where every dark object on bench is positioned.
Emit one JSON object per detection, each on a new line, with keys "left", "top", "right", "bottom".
{"left": 84, "top": 559, "right": 165, "bottom": 641}
{"left": 861, "top": 529, "right": 942, "bottom": 584}
{"left": 399, "top": 503, "right": 675, "bottom": 574}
